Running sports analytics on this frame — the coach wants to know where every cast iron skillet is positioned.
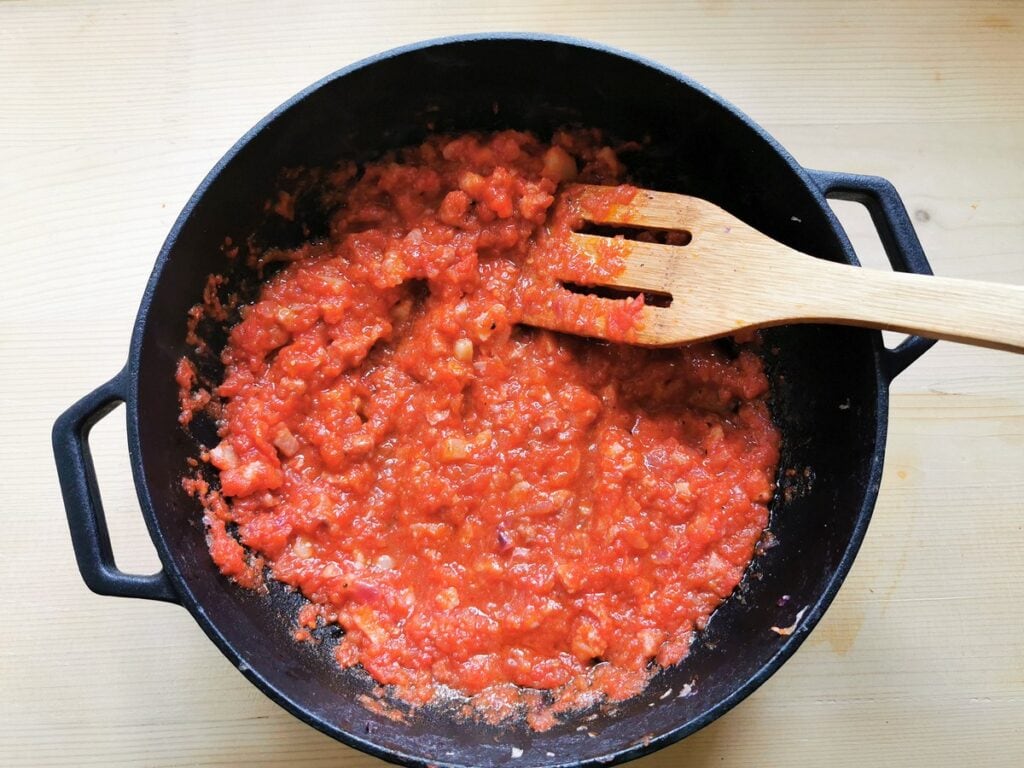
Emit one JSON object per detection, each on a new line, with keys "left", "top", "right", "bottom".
{"left": 53, "top": 35, "right": 935, "bottom": 768}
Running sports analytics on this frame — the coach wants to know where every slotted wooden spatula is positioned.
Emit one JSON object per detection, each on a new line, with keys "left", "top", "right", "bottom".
{"left": 524, "top": 184, "right": 1024, "bottom": 352}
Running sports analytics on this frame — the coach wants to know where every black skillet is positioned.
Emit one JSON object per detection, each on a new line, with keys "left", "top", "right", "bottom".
{"left": 53, "top": 34, "right": 935, "bottom": 767}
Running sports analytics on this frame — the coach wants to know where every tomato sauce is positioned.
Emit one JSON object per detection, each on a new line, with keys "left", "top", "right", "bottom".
{"left": 182, "top": 130, "right": 780, "bottom": 725}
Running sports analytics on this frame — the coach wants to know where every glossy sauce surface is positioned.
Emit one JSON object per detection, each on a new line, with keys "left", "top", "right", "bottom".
{"left": 182, "top": 131, "right": 780, "bottom": 723}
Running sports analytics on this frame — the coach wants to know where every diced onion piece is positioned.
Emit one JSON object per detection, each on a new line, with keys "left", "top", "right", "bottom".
{"left": 208, "top": 441, "right": 239, "bottom": 470}
{"left": 320, "top": 562, "right": 342, "bottom": 579}
{"left": 427, "top": 409, "right": 450, "bottom": 425}
{"left": 436, "top": 587, "right": 460, "bottom": 609}
{"left": 292, "top": 536, "right": 313, "bottom": 559}
{"left": 390, "top": 298, "right": 413, "bottom": 322}
{"left": 541, "top": 146, "right": 577, "bottom": 182}
{"left": 454, "top": 337, "right": 474, "bottom": 362}
{"left": 440, "top": 437, "right": 472, "bottom": 461}
{"left": 273, "top": 425, "right": 300, "bottom": 457}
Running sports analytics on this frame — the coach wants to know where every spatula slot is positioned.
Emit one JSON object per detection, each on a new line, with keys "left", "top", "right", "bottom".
{"left": 561, "top": 281, "right": 673, "bottom": 308}
{"left": 577, "top": 221, "right": 693, "bottom": 247}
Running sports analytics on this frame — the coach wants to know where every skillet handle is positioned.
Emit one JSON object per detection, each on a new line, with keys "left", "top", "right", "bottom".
{"left": 53, "top": 369, "right": 179, "bottom": 603}
{"left": 807, "top": 169, "right": 937, "bottom": 379}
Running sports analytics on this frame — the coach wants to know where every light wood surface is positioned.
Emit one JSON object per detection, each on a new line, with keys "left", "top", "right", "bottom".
{"left": 2, "top": 2, "right": 1022, "bottom": 766}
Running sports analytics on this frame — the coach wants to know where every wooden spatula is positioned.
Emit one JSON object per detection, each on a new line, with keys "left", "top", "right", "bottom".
{"left": 523, "top": 184, "right": 1024, "bottom": 352}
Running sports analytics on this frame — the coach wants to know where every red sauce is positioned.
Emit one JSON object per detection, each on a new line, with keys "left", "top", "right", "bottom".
{"left": 182, "top": 130, "right": 780, "bottom": 724}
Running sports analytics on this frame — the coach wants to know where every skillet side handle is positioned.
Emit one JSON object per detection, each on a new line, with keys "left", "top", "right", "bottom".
{"left": 52, "top": 369, "right": 179, "bottom": 603}
{"left": 807, "top": 169, "right": 937, "bottom": 380}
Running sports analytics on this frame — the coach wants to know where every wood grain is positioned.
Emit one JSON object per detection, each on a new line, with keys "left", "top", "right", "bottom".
{"left": 526, "top": 185, "right": 1024, "bottom": 349}
{"left": 2, "top": 2, "right": 1022, "bottom": 766}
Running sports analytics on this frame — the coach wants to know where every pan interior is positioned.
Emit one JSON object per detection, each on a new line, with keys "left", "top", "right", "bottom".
{"left": 133, "top": 37, "right": 882, "bottom": 767}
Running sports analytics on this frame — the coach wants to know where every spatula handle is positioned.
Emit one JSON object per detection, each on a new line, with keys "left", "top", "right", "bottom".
{"left": 809, "top": 169, "right": 938, "bottom": 375}
{"left": 808, "top": 263, "right": 1024, "bottom": 353}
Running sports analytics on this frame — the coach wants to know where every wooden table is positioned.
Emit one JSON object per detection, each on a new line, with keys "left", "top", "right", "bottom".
{"left": 3, "top": 2, "right": 1022, "bottom": 765}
